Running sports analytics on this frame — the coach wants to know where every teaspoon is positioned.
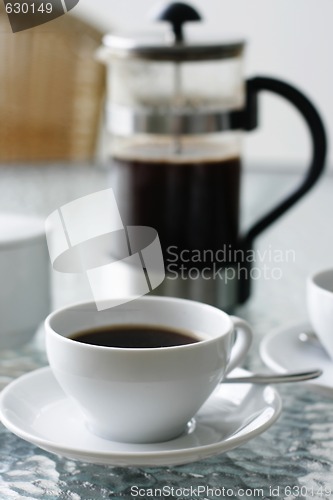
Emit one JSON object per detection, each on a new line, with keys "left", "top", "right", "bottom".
{"left": 224, "top": 369, "right": 322, "bottom": 385}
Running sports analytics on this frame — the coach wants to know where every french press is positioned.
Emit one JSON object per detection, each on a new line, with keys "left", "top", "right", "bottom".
{"left": 99, "top": 2, "right": 326, "bottom": 311}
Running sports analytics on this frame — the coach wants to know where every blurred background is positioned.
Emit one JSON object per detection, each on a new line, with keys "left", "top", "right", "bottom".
{"left": 0, "top": 0, "right": 330, "bottom": 318}
{"left": 0, "top": 0, "right": 330, "bottom": 169}
{"left": 73, "top": 0, "right": 332, "bottom": 171}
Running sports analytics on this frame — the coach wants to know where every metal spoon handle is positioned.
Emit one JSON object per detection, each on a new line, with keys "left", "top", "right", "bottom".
{"left": 224, "top": 369, "right": 322, "bottom": 384}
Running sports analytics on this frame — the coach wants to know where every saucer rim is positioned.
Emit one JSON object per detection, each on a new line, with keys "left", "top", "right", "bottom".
{"left": 0, "top": 366, "right": 282, "bottom": 466}
{"left": 260, "top": 320, "right": 333, "bottom": 397}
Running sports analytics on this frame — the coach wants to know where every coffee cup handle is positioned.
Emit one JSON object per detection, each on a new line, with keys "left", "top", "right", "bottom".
{"left": 225, "top": 316, "right": 253, "bottom": 375}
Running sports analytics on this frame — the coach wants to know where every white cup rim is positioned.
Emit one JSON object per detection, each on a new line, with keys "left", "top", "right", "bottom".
{"left": 45, "top": 296, "right": 233, "bottom": 353}
{"left": 308, "top": 269, "right": 333, "bottom": 295}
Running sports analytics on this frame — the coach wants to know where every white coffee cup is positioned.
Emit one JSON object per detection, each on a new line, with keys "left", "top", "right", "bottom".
{"left": 45, "top": 297, "right": 252, "bottom": 444}
{"left": 307, "top": 269, "right": 333, "bottom": 360}
{"left": 0, "top": 213, "right": 50, "bottom": 349}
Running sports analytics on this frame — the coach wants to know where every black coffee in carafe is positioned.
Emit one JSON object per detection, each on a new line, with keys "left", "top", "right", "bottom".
{"left": 112, "top": 153, "right": 241, "bottom": 263}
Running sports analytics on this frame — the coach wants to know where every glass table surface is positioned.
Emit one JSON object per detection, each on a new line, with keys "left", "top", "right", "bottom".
{"left": 0, "top": 163, "right": 332, "bottom": 499}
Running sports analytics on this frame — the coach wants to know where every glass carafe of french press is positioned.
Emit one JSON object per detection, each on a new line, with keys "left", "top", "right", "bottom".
{"left": 99, "top": 2, "right": 326, "bottom": 311}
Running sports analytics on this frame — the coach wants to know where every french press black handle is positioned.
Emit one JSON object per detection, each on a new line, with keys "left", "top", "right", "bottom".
{"left": 242, "top": 76, "right": 327, "bottom": 245}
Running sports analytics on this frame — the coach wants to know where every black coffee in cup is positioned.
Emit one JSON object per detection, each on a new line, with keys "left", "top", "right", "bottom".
{"left": 70, "top": 324, "right": 200, "bottom": 348}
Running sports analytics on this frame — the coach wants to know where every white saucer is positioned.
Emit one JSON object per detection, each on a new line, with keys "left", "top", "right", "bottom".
{"left": 0, "top": 367, "right": 281, "bottom": 467}
{"left": 261, "top": 322, "right": 333, "bottom": 397}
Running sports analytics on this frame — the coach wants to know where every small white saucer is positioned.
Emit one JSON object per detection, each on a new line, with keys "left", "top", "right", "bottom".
{"left": 261, "top": 322, "right": 333, "bottom": 397}
{"left": 0, "top": 367, "right": 281, "bottom": 467}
